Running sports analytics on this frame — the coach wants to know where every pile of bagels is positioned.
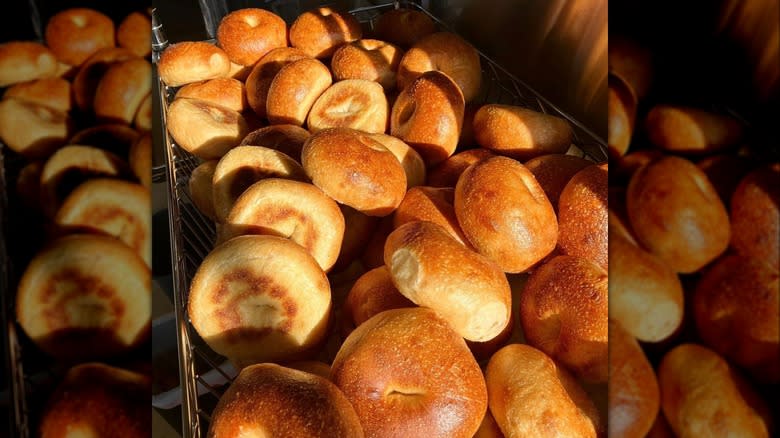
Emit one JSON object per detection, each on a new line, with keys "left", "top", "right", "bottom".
{"left": 163, "top": 6, "right": 609, "bottom": 437}
{"left": 609, "top": 37, "right": 778, "bottom": 437}
{"left": 0, "top": 7, "right": 151, "bottom": 437}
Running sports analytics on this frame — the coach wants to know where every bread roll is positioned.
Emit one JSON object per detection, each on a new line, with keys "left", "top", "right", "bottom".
{"left": 486, "top": 344, "right": 603, "bottom": 437}
{"left": 608, "top": 36, "right": 652, "bottom": 99}
{"left": 694, "top": 255, "right": 779, "bottom": 383}
{"left": 367, "top": 133, "right": 426, "bottom": 187}
{"left": 266, "top": 57, "right": 332, "bottom": 126}
{"left": 608, "top": 230, "right": 683, "bottom": 343}
{"left": 384, "top": 221, "right": 511, "bottom": 342}
{"left": 333, "top": 205, "right": 378, "bottom": 271}
{"left": 72, "top": 47, "right": 134, "bottom": 111}
{"left": 473, "top": 104, "right": 572, "bottom": 160}
{"left": 245, "top": 47, "right": 309, "bottom": 118}
{"left": 4, "top": 77, "right": 71, "bottom": 112}
{"left": 390, "top": 71, "right": 465, "bottom": 166}
{"left": 94, "top": 58, "right": 152, "bottom": 125}
{"left": 224, "top": 178, "right": 345, "bottom": 272}
{"left": 557, "top": 163, "right": 608, "bottom": 269}
{"left": 211, "top": 145, "right": 307, "bottom": 222}
{"left": 16, "top": 235, "right": 150, "bottom": 360}
{"left": 216, "top": 8, "right": 287, "bottom": 66}
{"left": 188, "top": 160, "right": 218, "bottom": 220}
{"left": 394, "top": 186, "right": 470, "bottom": 246}
{"left": 659, "top": 344, "right": 772, "bottom": 437}
{"left": 519, "top": 255, "right": 608, "bottom": 383}
{"left": 188, "top": 235, "right": 331, "bottom": 368}
{"left": 524, "top": 153, "right": 592, "bottom": 209}
{"left": 129, "top": 134, "right": 152, "bottom": 188}
{"left": 331, "top": 39, "right": 403, "bottom": 90}
{"left": 45, "top": 8, "right": 115, "bottom": 66}
{"left": 289, "top": 8, "right": 362, "bottom": 58}
{"left": 645, "top": 105, "right": 743, "bottom": 154}
{"left": 730, "top": 164, "right": 780, "bottom": 268}
{"left": 397, "top": 32, "right": 481, "bottom": 102}
{"left": 134, "top": 93, "right": 152, "bottom": 132}
{"left": 608, "top": 320, "right": 660, "bottom": 438}
{"left": 697, "top": 154, "right": 752, "bottom": 204}
{"left": 608, "top": 73, "right": 637, "bottom": 156}
{"left": 39, "top": 363, "right": 149, "bottom": 438}
{"left": 627, "top": 156, "right": 730, "bottom": 273}
{"left": 307, "top": 79, "right": 388, "bottom": 133}
{"left": 177, "top": 77, "right": 247, "bottom": 113}
{"left": 345, "top": 266, "right": 414, "bottom": 327}
{"left": 209, "top": 363, "right": 363, "bottom": 437}
{"left": 426, "top": 148, "right": 494, "bottom": 187}
{"left": 331, "top": 307, "right": 487, "bottom": 438}
{"left": 69, "top": 123, "right": 140, "bottom": 158}
{"left": 117, "top": 11, "right": 152, "bottom": 58}
{"left": 166, "top": 97, "right": 249, "bottom": 159}
{"left": 0, "top": 98, "right": 71, "bottom": 158}
{"left": 373, "top": 8, "right": 436, "bottom": 48}
{"left": 302, "top": 128, "right": 406, "bottom": 216}
{"left": 158, "top": 42, "right": 230, "bottom": 87}
{"left": 455, "top": 156, "right": 557, "bottom": 273}
{"left": 0, "top": 41, "right": 57, "bottom": 87}
{"left": 40, "top": 145, "right": 128, "bottom": 217}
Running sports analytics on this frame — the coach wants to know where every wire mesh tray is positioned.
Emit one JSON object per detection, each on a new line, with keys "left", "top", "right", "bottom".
{"left": 156, "top": 2, "right": 607, "bottom": 436}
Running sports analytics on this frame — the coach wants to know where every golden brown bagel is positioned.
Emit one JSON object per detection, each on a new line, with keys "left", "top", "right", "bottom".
{"left": 0, "top": 41, "right": 57, "bottom": 87}
{"left": 39, "top": 363, "right": 150, "bottom": 438}
{"left": 557, "top": 163, "right": 608, "bottom": 269}
{"left": 289, "top": 8, "right": 362, "bottom": 58}
{"left": 397, "top": 32, "right": 481, "bottom": 102}
{"left": 384, "top": 221, "right": 511, "bottom": 342}
{"left": 188, "top": 235, "right": 331, "bottom": 368}
{"left": 245, "top": 47, "right": 309, "bottom": 118}
{"left": 645, "top": 105, "right": 743, "bottom": 154}
{"left": 627, "top": 156, "right": 730, "bottom": 273}
{"left": 211, "top": 145, "right": 307, "bottom": 222}
{"left": 426, "top": 148, "right": 494, "bottom": 187}
{"left": 367, "top": 133, "right": 426, "bottom": 188}
{"left": 177, "top": 77, "right": 247, "bottom": 113}
{"left": 331, "top": 39, "right": 404, "bottom": 90}
{"left": 117, "top": 11, "right": 152, "bottom": 58}
{"left": 55, "top": 179, "right": 151, "bottom": 268}
{"left": 331, "top": 307, "right": 487, "bottom": 438}
{"left": 0, "top": 98, "right": 71, "bottom": 158}
{"left": 302, "top": 128, "right": 406, "bottom": 216}
{"left": 239, "top": 124, "right": 310, "bottom": 162}
{"left": 390, "top": 70, "right": 465, "bottom": 166}
{"left": 94, "top": 58, "right": 152, "bottom": 125}
{"left": 519, "top": 255, "right": 608, "bottom": 383}
{"left": 473, "top": 104, "right": 573, "bottom": 160}
{"left": 129, "top": 134, "right": 152, "bottom": 188}
{"left": 157, "top": 42, "right": 231, "bottom": 87}
{"left": 608, "top": 320, "right": 660, "bottom": 438}
{"left": 266, "top": 57, "right": 333, "bottom": 126}
{"left": 16, "top": 234, "right": 150, "bottom": 360}
{"left": 345, "top": 266, "right": 415, "bottom": 328}
{"left": 72, "top": 47, "right": 134, "bottom": 111}
{"left": 730, "top": 164, "right": 780, "bottom": 268}
{"left": 694, "top": 255, "right": 779, "bottom": 383}
{"left": 307, "top": 79, "right": 388, "bottom": 133}
{"left": 224, "top": 178, "right": 345, "bottom": 272}
{"left": 209, "top": 363, "right": 364, "bottom": 437}
{"left": 373, "top": 8, "right": 436, "bottom": 48}
{"left": 4, "top": 77, "right": 71, "bottom": 112}
{"left": 188, "top": 160, "right": 218, "bottom": 221}
{"left": 45, "top": 8, "right": 115, "bottom": 66}
{"left": 166, "top": 97, "right": 249, "bottom": 160}
{"left": 216, "top": 8, "right": 287, "bottom": 66}
{"left": 523, "top": 153, "right": 592, "bottom": 210}
{"left": 393, "top": 186, "right": 470, "bottom": 246}
{"left": 455, "top": 156, "right": 557, "bottom": 273}
{"left": 486, "top": 344, "right": 603, "bottom": 437}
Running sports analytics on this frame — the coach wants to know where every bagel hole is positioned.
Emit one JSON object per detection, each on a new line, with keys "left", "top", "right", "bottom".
{"left": 324, "top": 96, "right": 365, "bottom": 118}
{"left": 319, "top": 8, "right": 334, "bottom": 17}
{"left": 243, "top": 15, "right": 260, "bottom": 27}
{"left": 384, "top": 385, "right": 425, "bottom": 398}
{"left": 70, "top": 15, "right": 88, "bottom": 28}
{"left": 397, "top": 100, "right": 416, "bottom": 125}
{"left": 67, "top": 295, "right": 111, "bottom": 327}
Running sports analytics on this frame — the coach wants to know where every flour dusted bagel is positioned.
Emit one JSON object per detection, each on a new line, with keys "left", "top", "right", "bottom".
{"left": 45, "top": 8, "right": 115, "bottom": 66}
{"left": 289, "top": 7, "right": 362, "bottom": 58}
{"left": 129, "top": 134, "right": 152, "bottom": 188}
{"left": 0, "top": 41, "right": 57, "bottom": 87}
{"left": 216, "top": 8, "right": 287, "bottom": 66}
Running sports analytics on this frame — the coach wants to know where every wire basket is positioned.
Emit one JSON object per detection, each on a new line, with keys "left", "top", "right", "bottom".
{"left": 156, "top": 2, "right": 607, "bottom": 436}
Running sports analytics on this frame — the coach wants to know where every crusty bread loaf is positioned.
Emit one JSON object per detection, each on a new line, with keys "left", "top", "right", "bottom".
{"left": 373, "top": 8, "right": 436, "bottom": 48}
{"left": 307, "top": 79, "right": 388, "bottom": 133}
{"left": 16, "top": 235, "right": 150, "bottom": 360}
{"left": 177, "top": 77, "right": 247, "bottom": 113}
{"left": 166, "top": 97, "right": 249, "bottom": 159}
{"left": 209, "top": 363, "right": 364, "bottom": 438}
{"left": 426, "top": 148, "right": 494, "bottom": 187}
{"left": 345, "top": 266, "right": 414, "bottom": 327}
{"left": 645, "top": 105, "right": 742, "bottom": 154}
{"left": 302, "top": 128, "right": 406, "bottom": 216}
{"left": 608, "top": 320, "right": 660, "bottom": 438}
{"left": 245, "top": 47, "right": 309, "bottom": 118}
{"left": 473, "top": 104, "right": 573, "bottom": 160}
{"left": 94, "top": 58, "right": 152, "bottom": 125}
{"left": 4, "top": 77, "right": 72, "bottom": 112}
{"left": 627, "top": 156, "right": 730, "bottom": 273}
{"left": 455, "top": 156, "right": 557, "bottom": 273}
{"left": 117, "top": 11, "right": 152, "bottom": 58}
{"left": 72, "top": 47, "right": 134, "bottom": 111}
{"left": 331, "top": 307, "right": 487, "bottom": 438}
{"left": 367, "top": 133, "right": 426, "bottom": 187}
{"left": 730, "top": 164, "right": 780, "bottom": 268}
{"left": 557, "top": 163, "right": 608, "bottom": 269}
{"left": 523, "top": 153, "right": 591, "bottom": 209}
{"left": 393, "top": 186, "right": 470, "bottom": 247}
{"left": 486, "top": 344, "right": 603, "bottom": 437}
{"left": 266, "top": 57, "right": 332, "bottom": 126}
{"left": 216, "top": 8, "right": 287, "bottom": 66}
{"left": 384, "top": 221, "right": 511, "bottom": 342}
{"left": 45, "top": 8, "right": 115, "bottom": 66}
{"left": 0, "top": 97, "right": 71, "bottom": 158}
{"left": 0, "top": 41, "right": 57, "bottom": 87}
{"left": 519, "top": 255, "right": 608, "bottom": 383}
{"left": 188, "top": 235, "right": 331, "bottom": 368}
{"left": 289, "top": 7, "right": 362, "bottom": 58}
{"left": 331, "top": 39, "right": 404, "bottom": 90}
{"left": 158, "top": 42, "right": 231, "bottom": 87}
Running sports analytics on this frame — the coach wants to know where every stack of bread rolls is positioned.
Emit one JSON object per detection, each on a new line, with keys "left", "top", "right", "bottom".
{"left": 159, "top": 6, "right": 608, "bottom": 437}
{"left": 0, "top": 7, "right": 152, "bottom": 436}
{"left": 608, "top": 36, "right": 778, "bottom": 437}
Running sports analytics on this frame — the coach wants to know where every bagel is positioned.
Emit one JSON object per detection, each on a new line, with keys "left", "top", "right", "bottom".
{"left": 367, "top": 133, "right": 426, "bottom": 187}
{"left": 72, "top": 47, "right": 134, "bottom": 111}
{"left": 523, "top": 153, "right": 592, "bottom": 210}
{"left": 373, "top": 8, "right": 436, "bottom": 48}
{"left": 239, "top": 124, "right": 311, "bottom": 163}
{"left": 45, "top": 8, "right": 115, "bottom": 66}
{"left": 117, "top": 11, "right": 152, "bottom": 58}
{"left": 0, "top": 97, "right": 71, "bottom": 159}
{"left": 393, "top": 186, "right": 470, "bottom": 247}
{"left": 266, "top": 57, "right": 332, "bottom": 126}
{"left": 216, "top": 8, "right": 287, "bottom": 66}
{"left": 158, "top": 42, "right": 230, "bottom": 87}
{"left": 645, "top": 105, "right": 742, "bottom": 154}
{"left": 166, "top": 97, "right": 249, "bottom": 160}
{"left": 473, "top": 104, "right": 573, "bottom": 160}
{"left": 0, "top": 41, "right": 57, "bottom": 87}
{"left": 331, "top": 39, "right": 403, "bottom": 90}
{"left": 94, "top": 58, "right": 152, "bottom": 125}
{"left": 3, "top": 77, "right": 72, "bottom": 112}
{"left": 345, "top": 266, "right": 414, "bottom": 328}
{"left": 426, "top": 148, "right": 494, "bottom": 187}
{"left": 289, "top": 8, "right": 362, "bottom": 58}
{"left": 245, "top": 47, "right": 309, "bottom": 118}
{"left": 129, "top": 134, "right": 152, "bottom": 188}
{"left": 730, "top": 164, "right": 780, "bottom": 268}
{"left": 307, "top": 79, "right": 388, "bottom": 133}
{"left": 177, "top": 77, "right": 247, "bottom": 113}
{"left": 557, "top": 163, "right": 608, "bottom": 269}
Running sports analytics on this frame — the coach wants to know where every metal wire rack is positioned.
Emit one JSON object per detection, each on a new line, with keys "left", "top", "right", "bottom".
{"left": 156, "top": 2, "right": 607, "bottom": 436}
